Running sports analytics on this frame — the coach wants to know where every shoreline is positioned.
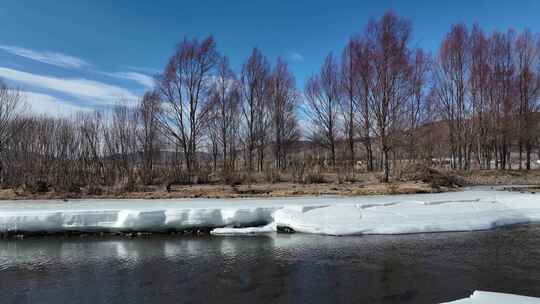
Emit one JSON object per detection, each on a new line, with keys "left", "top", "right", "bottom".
{"left": 2, "top": 168, "right": 540, "bottom": 201}
{"left": 2, "top": 222, "right": 536, "bottom": 240}
{"left": 0, "top": 181, "right": 453, "bottom": 201}
{"left": 1, "top": 188, "right": 539, "bottom": 238}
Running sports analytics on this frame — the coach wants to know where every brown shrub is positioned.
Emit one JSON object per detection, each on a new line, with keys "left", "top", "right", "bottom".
{"left": 399, "top": 164, "right": 463, "bottom": 188}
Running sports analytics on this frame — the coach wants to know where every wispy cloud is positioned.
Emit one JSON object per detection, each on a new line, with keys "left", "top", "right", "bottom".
{"left": 103, "top": 71, "right": 155, "bottom": 89}
{"left": 126, "top": 66, "right": 161, "bottom": 74}
{"left": 289, "top": 51, "right": 304, "bottom": 62}
{"left": 0, "top": 67, "right": 139, "bottom": 105}
{"left": 22, "top": 91, "right": 92, "bottom": 117}
{"left": 0, "top": 45, "right": 155, "bottom": 90}
{"left": 0, "top": 45, "right": 89, "bottom": 69}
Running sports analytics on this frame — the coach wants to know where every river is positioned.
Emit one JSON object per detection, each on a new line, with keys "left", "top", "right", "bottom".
{"left": 1, "top": 223, "right": 540, "bottom": 303}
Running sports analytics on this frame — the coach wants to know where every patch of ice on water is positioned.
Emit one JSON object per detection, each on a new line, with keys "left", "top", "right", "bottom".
{"left": 442, "top": 291, "right": 540, "bottom": 303}
{"left": 274, "top": 199, "right": 531, "bottom": 236}
{"left": 211, "top": 223, "right": 277, "bottom": 235}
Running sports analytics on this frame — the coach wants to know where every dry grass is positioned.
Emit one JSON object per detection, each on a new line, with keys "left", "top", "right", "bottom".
{"left": 457, "top": 169, "right": 540, "bottom": 185}
{"left": 0, "top": 180, "right": 442, "bottom": 200}
{"left": 0, "top": 188, "right": 19, "bottom": 200}
{"left": 6, "top": 168, "right": 538, "bottom": 201}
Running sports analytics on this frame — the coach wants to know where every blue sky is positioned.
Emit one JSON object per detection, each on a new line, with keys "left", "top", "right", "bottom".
{"left": 1, "top": 0, "right": 540, "bottom": 116}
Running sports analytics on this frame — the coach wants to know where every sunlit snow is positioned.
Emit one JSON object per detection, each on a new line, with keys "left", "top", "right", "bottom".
{"left": 0, "top": 188, "right": 539, "bottom": 236}
{"left": 442, "top": 291, "right": 540, "bottom": 303}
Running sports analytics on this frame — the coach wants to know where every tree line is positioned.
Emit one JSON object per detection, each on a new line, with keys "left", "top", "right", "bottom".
{"left": 1, "top": 12, "right": 540, "bottom": 192}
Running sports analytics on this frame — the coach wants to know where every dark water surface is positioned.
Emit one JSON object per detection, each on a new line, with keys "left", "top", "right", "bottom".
{"left": 1, "top": 226, "right": 540, "bottom": 304}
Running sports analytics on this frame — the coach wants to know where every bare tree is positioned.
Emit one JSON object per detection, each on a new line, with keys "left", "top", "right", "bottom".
{"left": 156, "top": 36, "right": 219, "bottom": 179}
{"left": 406, "top": 49, "right": 429, "bottom": 160}
{"left": 355, "top": 38, "right": 376, "bottom": 171}
{"left": 341, "top": 40, "right": 360, "bottom": 171}
{"left": 138, "top": 91, "right": 161, "bottom": 184}
{"left": 51, "top": 117, "right": 79, "bottom": 190}
{"left": 488, "top": 30, "right": 515, "bottom": 169}
{"left": 515, "top": 29, "right": 540, "bottom": 170}
{"left": 305, "top": 53, "right": 342, "bottom": 167}
{"left": 104, "top": 102, "right": 139, "bottom": 188}
{"left": 469, "top": 24, "right": 492, "bottom": 168}
{"left": 433, "top": 24, "right": 470, "bottom": 170}
{"left": 240, "top": 48, "right": 270, "bottom": 173}
{"left": 207, "top": 56, "right": 241, "bottom": 178}
{"left": 78, "top": 111, "right": 105, "bottom": 187}
{"left": 269, "top": 58, "right": 300, "bottom": 170}
{"left": 0, "top": 83, "right": 25, "bottom": 185}
{"left": 366, "top": 12, "right": 413, "bottom": 182}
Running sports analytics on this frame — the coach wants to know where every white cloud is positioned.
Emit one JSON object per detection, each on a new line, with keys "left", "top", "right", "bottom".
{"left": 22, "top": 91, "right": 92, "bottom": 117}
{"left": 0, "top": 67, "right": 139, "bottom": 105}
{"left": 0, "top": 45, "right": 156, "bottom": 89}
{"left": 0, "top": 45, "right": 89, "bottom": 69}
{"left": 126, "top": 66, "right": 161, "bottom": 74}
{"left": 103, "top": 71, "right": 155, "bottom": 88}
{"left": 289, "top": 52, "right": 304, "bottom": 62}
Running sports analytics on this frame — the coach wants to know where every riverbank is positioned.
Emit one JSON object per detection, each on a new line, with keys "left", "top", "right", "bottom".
{"left": 457, "top": 169, "right": 540, "bottom": 186}
{"left": 1, "top": 188, "right": 539, "bottom": 238}
{"left": 2, "top": 168, "right": 539, "bottom": 201}
{"left": 0, "top": 180, "right": 446, "bottom": 200}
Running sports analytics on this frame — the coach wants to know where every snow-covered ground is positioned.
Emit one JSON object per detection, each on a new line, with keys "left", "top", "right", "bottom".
{"left": 0, "top": 188, "right": 539, "bottom": 236}
{"left": 442, "top": 291, "right": 540, "bottom": 303}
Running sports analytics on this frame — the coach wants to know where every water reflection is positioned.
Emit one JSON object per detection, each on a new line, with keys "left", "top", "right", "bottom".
{"left": 1, "top": 226, "right": 540, "bottom": 303}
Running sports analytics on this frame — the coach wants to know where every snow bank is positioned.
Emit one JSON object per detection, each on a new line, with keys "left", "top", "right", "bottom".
{"left": 273, "top": 199, "right": 531, "bottom": 235}
{"left": 442, "top": 291, "right": 540, "bottom": 303}
{"left": 0, "top": 196, "right": 334, "bottom": 234}
{"left": 0, "top": 206, "right": 276, "bottom": 233}
{"left": 0, "top": 189, "right": 539, "bottom": 236}
{"left": 211, "top": 223, "right": 276, "bottom": 235}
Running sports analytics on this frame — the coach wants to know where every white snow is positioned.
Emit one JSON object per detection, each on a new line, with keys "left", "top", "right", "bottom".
{"left": 442, "top": 291, "right": 540, "bottom": 303}
{"left": 273, "top": 199, "right": 530, "bottom": 235}
{"left": 0, "top": 188, "right": 539, "bottom": 236}
{"left": 0, "top": 196, "right": 335, "bottom": 234}
{"left": 0, "top": 205, "right": 277, "bottom": 233}
{"left": 211, "top": 223, "right": 276, "bottom": 235}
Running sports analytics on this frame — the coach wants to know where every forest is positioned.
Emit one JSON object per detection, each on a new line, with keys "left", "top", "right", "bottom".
{"left": 1, "top": 12, "right": 539, "bottom": 194}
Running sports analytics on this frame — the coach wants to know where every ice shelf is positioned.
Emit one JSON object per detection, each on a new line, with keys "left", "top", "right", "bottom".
{"left": 442, "top": 291, "right": 540, "bottom": 304}
{"left": 0, "top": 189, "right": 539, "bottom": 236}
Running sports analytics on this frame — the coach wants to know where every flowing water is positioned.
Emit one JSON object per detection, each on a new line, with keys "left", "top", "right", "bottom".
{"left": 1, "top": 224, "right": 540, "bottom": 303}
